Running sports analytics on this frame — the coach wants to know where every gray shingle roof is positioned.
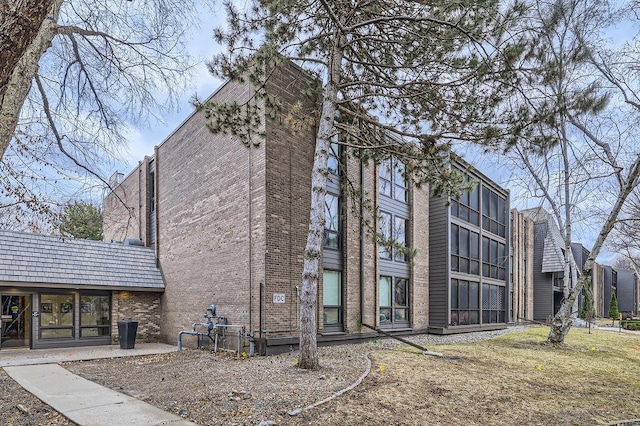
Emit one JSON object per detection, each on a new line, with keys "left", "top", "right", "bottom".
{"left": 0, "top": 230, "right": 164, "bottom": 290}
{"left": 521, "top": 207, "right": 566, "bottom": 273}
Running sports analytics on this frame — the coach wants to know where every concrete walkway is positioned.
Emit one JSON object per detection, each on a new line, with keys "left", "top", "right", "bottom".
{"left": 4, "top": 363, "right": 195, "bottom": 425}
{"left": 1, "top": 343, "right": 195, "bottom": 425}
{"left": 0, "top": 343, "right": 177, "bottom": 367}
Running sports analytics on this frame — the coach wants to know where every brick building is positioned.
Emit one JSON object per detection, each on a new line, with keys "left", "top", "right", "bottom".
{"left": 103, "top": 60, "right": 513, "bottom": 352}
{"left": 0, "top": 230, "right": 163, "bottom": 350}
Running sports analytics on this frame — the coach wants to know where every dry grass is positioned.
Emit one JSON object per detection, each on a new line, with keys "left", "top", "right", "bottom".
{"left": 299, "top": 327, "right": 640, "bottom": 426}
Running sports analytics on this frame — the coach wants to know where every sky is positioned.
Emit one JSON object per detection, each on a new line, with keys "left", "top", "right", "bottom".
{"left": 110, "top": 2, "right": 636, "bottom": 265}
{"left": 116, "top": 9, "right": 224, "bottom": 172}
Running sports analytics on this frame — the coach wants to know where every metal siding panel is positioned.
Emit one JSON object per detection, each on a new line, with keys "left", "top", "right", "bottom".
{"left": 429, "top": 197, "right": 449, "bottom": 327}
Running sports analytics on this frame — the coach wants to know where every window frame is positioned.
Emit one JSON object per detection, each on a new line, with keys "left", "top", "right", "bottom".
{"left": 323, "top": 192, "right": 341, "bottom": 250}
{"left": 379, "top": 275, "right": 411, "bottom": 328}
{"left": 379, "top": 158, "right": 408, "bottom": 203}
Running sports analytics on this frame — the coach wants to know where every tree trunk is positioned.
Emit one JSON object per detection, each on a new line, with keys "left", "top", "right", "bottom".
{"left": 547, "top": 154, "right": 640, "bottom": 344}
{"left": 298, "top": 40, "right": 343, "bottom": 370}
{"left": 0, "top": 0, "right": 62, "bottom": 160}
{"left": 0, "top": 0, "right": 56, "bottom": 103}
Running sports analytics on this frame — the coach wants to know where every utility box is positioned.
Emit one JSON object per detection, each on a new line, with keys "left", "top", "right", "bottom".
{"left": 117, "top": 318, "right": 138, "bottom": 349}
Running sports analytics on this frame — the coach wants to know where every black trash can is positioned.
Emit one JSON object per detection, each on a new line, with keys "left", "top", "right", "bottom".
{"left": 117, "top": 318, "right": 138, "bottom": 349}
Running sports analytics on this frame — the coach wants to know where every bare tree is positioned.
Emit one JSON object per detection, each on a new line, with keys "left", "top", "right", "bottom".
{"left": 490, "top": 0, "right": 640, "bottom": 343}
{"left": 1, "top": 0, "right": 211, "bottom": 225}
{"left": 201, "top": 0, "right": 524, "bottom": 369}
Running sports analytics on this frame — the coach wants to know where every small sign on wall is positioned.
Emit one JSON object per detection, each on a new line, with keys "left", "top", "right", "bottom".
{"left": 273, "top": 293, "right": 286, "bottom": 304}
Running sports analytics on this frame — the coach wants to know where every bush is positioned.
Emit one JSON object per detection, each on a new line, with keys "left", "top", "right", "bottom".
{"left": 622, "top": 320, "right": 640, "bottom": 331}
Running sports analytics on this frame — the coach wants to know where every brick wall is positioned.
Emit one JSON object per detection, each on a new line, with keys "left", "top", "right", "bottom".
{"left": 112, "top": 291, "right": 162, "bottom": 342}
{"left": 103, "top": 157, "right": 153, "bottom": 245}
{"left": 262, "top": 61, "right": 318, "bottom": 338}
{"left": 155, "top": 78, "right": 267, "bottom": 343}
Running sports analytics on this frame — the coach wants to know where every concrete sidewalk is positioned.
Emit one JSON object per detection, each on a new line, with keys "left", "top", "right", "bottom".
{"left": 0, "top": 343, "right": 177, "bottom": 367}
{"left": 4, "top": 363, "right": 196, "bottom": 426}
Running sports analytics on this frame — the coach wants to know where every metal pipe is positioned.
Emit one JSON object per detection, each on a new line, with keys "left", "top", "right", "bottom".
{"left": 177, "top": 330, "right": 204, "bottom": 350}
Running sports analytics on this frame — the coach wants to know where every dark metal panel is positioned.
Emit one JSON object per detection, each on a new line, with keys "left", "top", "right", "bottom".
{"left": 428, "top": 196, "right": 449, "bottom": 327}
{"left": 322, "top": 249, "right": 343, "bottom": 270}
{"left": 533, "top": 222, "right": 553, "bottom": 321}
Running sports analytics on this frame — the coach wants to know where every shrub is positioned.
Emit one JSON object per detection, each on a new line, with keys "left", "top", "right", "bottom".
{"left": 622, "top": 320, "right": 640, "bottom": 331}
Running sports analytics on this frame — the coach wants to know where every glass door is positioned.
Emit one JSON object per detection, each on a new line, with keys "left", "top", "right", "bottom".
{"left": 1, "top": 295, "right": 31, "bottom": 349}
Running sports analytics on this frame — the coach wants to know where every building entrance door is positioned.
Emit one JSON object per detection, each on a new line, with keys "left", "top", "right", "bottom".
{"left": 1, "top": 295, "right": 31, "bottom": 349}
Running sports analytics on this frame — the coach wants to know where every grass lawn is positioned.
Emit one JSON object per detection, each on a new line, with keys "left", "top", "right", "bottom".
{"left": 298, "top": 327, "right": 640, "bottom": 426}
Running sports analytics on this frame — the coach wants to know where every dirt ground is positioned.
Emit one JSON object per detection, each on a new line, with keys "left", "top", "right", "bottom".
{"left": 3, "top": 326, "right": 640, "bottom": 425}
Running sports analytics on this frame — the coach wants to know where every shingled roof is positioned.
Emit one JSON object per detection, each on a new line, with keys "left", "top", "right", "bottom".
{"left": 521, "top": 207, "right": 566, "bottom": 273}
{"left": 0, "top": 230, "right": 164, "bottom": 291}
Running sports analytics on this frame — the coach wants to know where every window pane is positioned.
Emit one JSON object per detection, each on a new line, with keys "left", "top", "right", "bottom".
{"left": 394, "top": 308, "right": 409, "bottom": 322}
{"left": 470, "top": 232, "right": 479, "bottom": 260}
{"left": 459, "top": 228, "right": 469, "bottom": 257}
{"left": 469, "top": 282, "right": 479, "bottom": 309}
{"left": 482, "top": 187, "right": 490, "bottom": 216}
{"left": 470, "top": 260, "right": 479, "bottom": 275}
{"left": 451, "top": 311, "right": 459, "bottom": 326}
{"left": 451, "top": 255, "right": 459, "bottom": 272}
{"left": 379, "top": 276, "right": 392, "bottom": 307}
{"left": 498, "top": 197, "right": 505, "bottom": 224}
{"left": 80, "top": 295, "right": 110, "bottom": 327}
{"left": 490, "top": 240, "right": 498, "bottom": 264}
{"left": 41, "top": 328, "right": 73, "bottom": 339}
{"left": 324, "top": 308, "right": 341, "bottom": 324}
{"left": 324, "top": 232, "right": 339, "bottom": 250}
{"left": 81, "top": 327, "right": 110, "bottom": 337}
{"left": 498, "top": 286, "right": 505, "bottom": 309}
{"left": 328, "top": 142, "right": 339, "bottom": 175}
{"left": 498, "top": 243, "right": 505, "bottom": 267}
{"left": 451, "top": 280, "right": 458, "bottom": 309}
{"left": 380, "top": 308, "right": 391, "bottom": 323}
{"left": 394, "top": 185, "right": 407, "bottom": 203}
{"left": 379, "top": 212, "right": 392, "bottom": 259}
{"left": 451, "top": 224, "right": 459, "bottom": 255}
{"left": 395, "top": 278, "right": 408, "bottom": 307}
{"left": 491, "top": 285, "right": 498, "bottom": 310}
{"left": 40, "top": 294, "right": 73, "bottom": 327}
{"left": 379, "top": 160, "right": 392, "bottom": 197}
{"left": 482, "top": 237, "right": 489, "bottom": 262}
{"left": 482, "top": 284, "right": 490, "bottom": 309}
{"left": 393, "top": 161, "right": 406, "bottom": 188}
{"left": 452, "top": 201, "right": 459, "bottom": 218}
{"left": 459, "top": 205, "right": 469, "bottom": 222}
{"left": 459, "top": 258, "right": 469, "bottom": 274}
{"left": 459, "top": 311, "right": 469, "bottom": 325}
{"left": 470, "top": 211, "right": 479, "bottom": 226}
{"left": 469, "top": 310, "right": 479, "bottom": 324}
{"left": 323, "top": 270, "right": 341, "bottom": 306}
{"left": 460, "top": 281, "right": 469, "bottom": 309}
{"left": 469, "top": 185, "right": 479, "bottom": 210}
{"left": 324, "top": 194, "right": 339, "bottom": 232}
{"left": 491, "top": 192, "right": 498, "bottom": 219}
{"left": 394, "top": 217, "right": 407, "bottom": 261}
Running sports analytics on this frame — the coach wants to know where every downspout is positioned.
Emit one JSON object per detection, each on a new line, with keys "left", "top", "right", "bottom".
{"left": 359, "top": 156, "right": 365, "bottom": 328}
{"left": 154, "top": 146, "right": 160, "bottom": 267}
{"left": 248, "top": 134, "right": 253, "bottom": 333}
{"left": 138, "top": 163, "right": 142, "bottom": 241}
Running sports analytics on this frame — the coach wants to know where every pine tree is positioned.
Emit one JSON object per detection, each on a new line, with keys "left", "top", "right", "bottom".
{"left": 609, "top": 292, "right": 620, "bottom": 324}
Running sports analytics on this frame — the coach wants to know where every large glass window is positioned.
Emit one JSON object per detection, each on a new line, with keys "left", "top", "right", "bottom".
{"left": 324, "top": 193, "right": 340, "bottom": 250}
{"left": 451, "top": 224, "right": 480, "bottom": 275}
{"left": 379, "top": 158, "right": 408, "bottom": 203}
{"left": 451, "top": 173, "right": 479, "bottom": 226}
{"left": 80, "top": 294, "right": 111, "bottom": 338}
{"left": 482, "top": 283, "right": 506, "bottom": 324}
{"left": 482, "top": 236, "right": 506, "bottom": 280}
{"left": 40, "top": 294, "right": 74, "bottom": 339}
{"left": 379, "top": 276, "right": 410, "bottom": 326}
{"left": 323, "top": 270, "right": 342, "bottom": 328}
{"left": 482, "top": 187, "right": 506, "bottom": 237}
{"left": 379, "top": 211, "right": 409, "bottom": 262}
{"left": 450, "top": 279, "right": 480, "bottom": 326}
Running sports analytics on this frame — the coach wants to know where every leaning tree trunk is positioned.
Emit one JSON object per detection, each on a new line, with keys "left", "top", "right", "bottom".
{"left": 298, "top": 40, "right": 343, "bottom": 370}
{"left": 547, "top": 153, "right": 640, "bottom": 344}
{"left": 0, "top": 0, "right": 62, "bottom": 160}
{"left": 0, "top": 0, "right": 56, "bottom": 103}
